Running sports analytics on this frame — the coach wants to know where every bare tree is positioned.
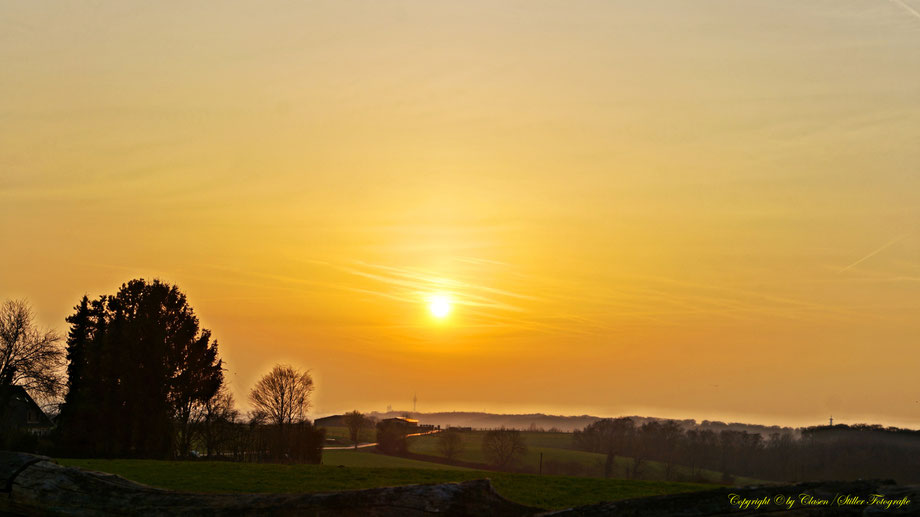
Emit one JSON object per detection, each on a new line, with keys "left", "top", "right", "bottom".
{"left": 343, "top": 410, "right": 366, "bottom": 449}
{"left": 655, "top": 420, "right": 684, "bottom": 480}
{"left": 438, "top": 429, "right": 465, "bottom": 461}
{"left": 249, "top": 364, "right": 314, "bottom": 429}
{"left": 482, "top": 427, "right": 527, "bottom": 469}
{"left": 193, "top": 384, "right": 239, "bottom": 457}
{"left": 573, "top": 417, "right": 635, "bottom": 478}
{"left": 0, "top": 299, "right": 64, "bottom": 401}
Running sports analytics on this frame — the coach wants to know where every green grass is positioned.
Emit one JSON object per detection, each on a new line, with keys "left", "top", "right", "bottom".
{"left": 56, "top": 458, "right": 715, "bottom": 510}
{"left": 518, "top": 431, "right": 581, "bottom": 449}
{"left": 407, "top": 431, "right": 765, "bottom": 485}
{"left": 318, "top": 425, "right": 376, "bottom": 445}
{"left": 322, "top": 449, "right": 469, "bottom": 470}
{"left": 407, "top": 432, "right": 600, "bottom": 468}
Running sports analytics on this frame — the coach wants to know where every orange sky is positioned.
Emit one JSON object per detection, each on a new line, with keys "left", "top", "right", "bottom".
{"left": 2, "top": 1, "right": 919, "bottom": 428}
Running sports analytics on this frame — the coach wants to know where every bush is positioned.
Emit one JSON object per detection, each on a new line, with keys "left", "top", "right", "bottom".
{"left": 376, "top": 421, "right": 408, "bottom": 454}
{"left": 247, "top": 422, "right": 325, "bottom": 463}
{"left": 482, "top": 427, "right": 527, "bottom": 469}
{"left": 437, "top": 429, "right": 465, "bottom": 461}
{"left": 2, "top": 429, "right": 39, "bottom": 453}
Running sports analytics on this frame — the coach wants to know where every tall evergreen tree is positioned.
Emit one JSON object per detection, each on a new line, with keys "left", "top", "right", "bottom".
{"left": 56, "top": 296, "right": 94, "bottom": 453}
{"left": 57, "top": 279, "right": 223, "bottom": 458}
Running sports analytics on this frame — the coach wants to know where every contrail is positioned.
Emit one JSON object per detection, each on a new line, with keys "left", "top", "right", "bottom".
{"left": 890, "top": 0, "right": 920, "bottom": 22}
{"left": 838, "top": 234, "right": 908, "bottom": 273}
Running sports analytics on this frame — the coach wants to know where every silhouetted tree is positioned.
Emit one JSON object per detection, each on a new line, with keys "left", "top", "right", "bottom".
{"left": 376, "top": 420, "right": 409, "bottom": 454}
{"left": 171, "top": 327, "right": 223, "bottom": 458}
{"left": 193, "top": 384, "right": 239, "bottom": 457}
{"left": 55, "top": 296, "right": 98, "bottom": 454}
{"left": 574, "top": 417, "right": 635, "bottom": 478}
{"left": 438, "top": 429, "right": 465, "bottom": 461}
{"left": 0, "top": 299, "right": 64, "bottom": 403}
{"left": 343, "top": 410, "right": 366, "bottom": 449}
{"left": 249, "top": 364, "right": 314, "bottom": 429}
{"left": 681, "top": 429, "right": 718, "bottom": 480}
{"left": 657, "top": 420, "right": 684, "bottom": 480}
{"left": 718, "top": 430, "right": 742, "bottom": 479}
{"left": 633, "top": 420, "right": 683, "bottom": 480}
{"left": 482, "top": 427, "right": 527, "bottom": 469}
{"left": 56, "top": 279, "right": 223, "bottom": 458}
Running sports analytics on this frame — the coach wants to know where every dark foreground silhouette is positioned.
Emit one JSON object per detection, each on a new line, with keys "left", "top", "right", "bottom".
{"left": 2, "top": 452, "right": 920, "bottom": 516}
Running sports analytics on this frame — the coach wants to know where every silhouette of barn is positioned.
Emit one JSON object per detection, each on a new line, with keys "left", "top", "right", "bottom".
{"left": 0, "top": 386, "right": 52, "bottom": 435}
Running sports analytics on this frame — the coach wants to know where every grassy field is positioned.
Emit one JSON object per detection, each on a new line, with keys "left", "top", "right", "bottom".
{"left": 57, "top": 458, "right": 715, "bottom": 510}
{"left": 322, "top": 449, "right": 469, "bottom": 470}
{"left": 408, "top": 432, "right": 599, "bottom": 469}
{"left": 318, "top": 425, "right": 376, "bottom": 446}
{"left": 407, "top": 431, "right": 764, "bottom": 485}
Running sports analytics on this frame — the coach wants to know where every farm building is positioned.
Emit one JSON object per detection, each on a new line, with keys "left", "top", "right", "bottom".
{"left": 381, "top": 416, "right": 419, "bottom": 429}
{"left": 0, "top": 385, "right": 53, "bottom": 435}
{"left": 313, "top": 415, "right": 345, "bottom": 427}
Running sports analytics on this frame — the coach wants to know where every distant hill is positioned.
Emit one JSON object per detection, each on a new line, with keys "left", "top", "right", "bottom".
{"left": 366, "top": 411, "right": 600, "bottom": 432}
{"left": 359, "top": 411, "right": 798, "bottom": 436}
{"left": 695, "top": 419, "right": 799, "bottom": 437}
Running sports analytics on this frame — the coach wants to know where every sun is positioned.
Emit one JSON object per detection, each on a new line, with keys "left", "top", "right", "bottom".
{"left": 428, "top": 294, "right": 452, "bottom": 319}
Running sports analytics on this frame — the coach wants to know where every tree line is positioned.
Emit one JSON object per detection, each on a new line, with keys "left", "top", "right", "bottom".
{"left": 0, "top": 279, "right": 323, "bottom": 462}
{"left": 575, "top": 417, "right": 920, "bottom": 483}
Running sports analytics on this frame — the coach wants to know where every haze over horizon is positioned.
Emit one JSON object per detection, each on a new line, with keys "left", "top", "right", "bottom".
{"left": 2, "top": 1, "right": 919, "bottom": 430}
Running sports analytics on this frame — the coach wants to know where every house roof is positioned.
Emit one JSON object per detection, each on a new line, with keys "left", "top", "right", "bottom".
{"left": 0, "top": 385, "right": 53, "bottom": 429}
{"left": 314, "top": 415, "right": 345, "bottom": 426}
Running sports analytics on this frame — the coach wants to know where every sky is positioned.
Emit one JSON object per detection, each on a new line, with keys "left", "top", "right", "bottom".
{"left": 1, "top": 0, "right": 919, "bottom": 428}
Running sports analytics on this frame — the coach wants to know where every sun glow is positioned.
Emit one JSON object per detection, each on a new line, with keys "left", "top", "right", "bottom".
{"left": 428, "top": 294, "right": 452, "bottom": 319}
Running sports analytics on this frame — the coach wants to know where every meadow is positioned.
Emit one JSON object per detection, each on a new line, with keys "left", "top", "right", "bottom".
{"left": 405, "top": 431, "right": 765, "bottom": 485}
{"left": 58, "top": 455, "right": 715, "bottom": 510}
{"left": 320, "top": 426, "right": 376, "bottom": 446}
{"left": 323, "top": 449, "right": 470, "bottom": 469}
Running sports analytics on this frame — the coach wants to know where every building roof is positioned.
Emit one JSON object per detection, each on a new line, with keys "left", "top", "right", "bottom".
{"left": 314, "top": 415, "right": 345, "bottom": 427}
{"left": 0, "top": 385, "right": 53, "bottom": 430}
{"left": 382, "top": 417, "right": 419, "bottom": 425}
